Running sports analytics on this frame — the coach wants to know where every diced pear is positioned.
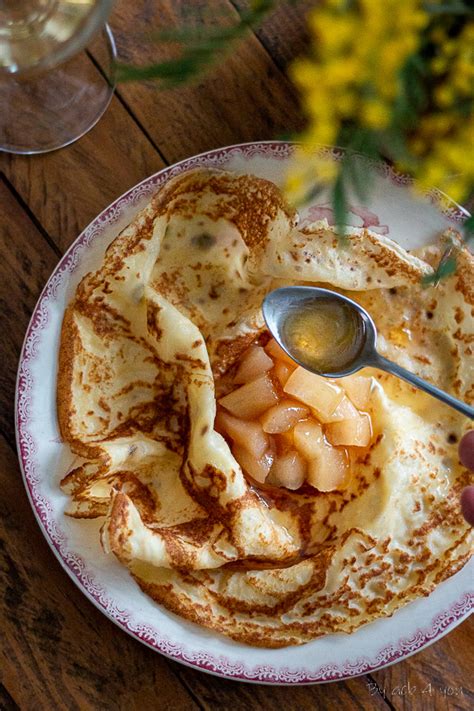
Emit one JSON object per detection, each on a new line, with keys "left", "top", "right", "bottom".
{"left": 269, "top": 450, "right": 306, "bottom": 490}
{"left": 273, "top": 430, "right": 295, "bottom": 455}
{"left": 232, "top": 444, "right": 274, "bottom": 483}
{"left": 339, "top": 374, "right": 372, "bottom": 410}
{"left": 293, "top": 419, "right": 325, "bottom": 459}
{"left": 260, "top": 399, "right": 309, "bottom": 434}
{"left": 293, "top": 419, "right": 349, "bottom": 491}
{"left": 284, "top": 367, "right": 344, "bottom": 420}
{"left": 293, "top": 420, "right": 349, "bottom": 491}
{"left": 214, "top": 410, "right": 269, "bottom": 458}
{"left": 233, "top": 345, "right": 273, "bottom": 384}
{"left": 265, "top": 338, "right": 297, "bottom": 365}
{"left": 325, "top": 413, "right": 372, "bottom": 447}
{"left": 219, "top": 374, "right": 279, "bottom": 419}
{"left": 273, "top": 360, "right": 296, "bottom": 387}
{"left": 307, "top": 447, "right": 350, "bottom": 492}
{"left": 322, "top": 395, "right": 359, "bottom": 424}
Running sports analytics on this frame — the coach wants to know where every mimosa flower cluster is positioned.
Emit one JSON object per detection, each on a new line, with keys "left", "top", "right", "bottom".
{"left": 287, "top": 0, "right": 473, "bottom": 223}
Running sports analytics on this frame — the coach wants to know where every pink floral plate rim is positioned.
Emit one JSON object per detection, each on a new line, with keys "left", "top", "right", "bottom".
{"left": 15, "top": 141, "right": 473, "bottom": 685}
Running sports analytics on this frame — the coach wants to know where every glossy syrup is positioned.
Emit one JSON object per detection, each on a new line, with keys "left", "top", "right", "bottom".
{"left": 282, "top": 298, "right": 365, "bottom": 374}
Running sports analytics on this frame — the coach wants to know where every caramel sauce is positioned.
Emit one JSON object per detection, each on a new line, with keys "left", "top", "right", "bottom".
{"left": 282, "top": 298, "right": 364, "bottom": 374}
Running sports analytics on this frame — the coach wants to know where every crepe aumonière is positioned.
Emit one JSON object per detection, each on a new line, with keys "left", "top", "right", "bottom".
{"left": 57, "top": 169, "right": 473, "bottom": 647}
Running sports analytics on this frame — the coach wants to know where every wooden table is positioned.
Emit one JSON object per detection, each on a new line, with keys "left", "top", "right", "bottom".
{"left": 1, "top": 2, "right": 472, "bottom": 709}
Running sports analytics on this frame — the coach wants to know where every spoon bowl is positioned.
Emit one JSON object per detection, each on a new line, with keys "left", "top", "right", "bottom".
{"left": 263, "top": 286, "right": 377, "bottom": 378}
{"left": 262, "top": 286, "right": 474, "bottom": 420}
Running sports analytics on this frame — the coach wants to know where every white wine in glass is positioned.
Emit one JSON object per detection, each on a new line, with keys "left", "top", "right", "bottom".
{"left": 0, "top": 0, "right": 116, "bottom": 154}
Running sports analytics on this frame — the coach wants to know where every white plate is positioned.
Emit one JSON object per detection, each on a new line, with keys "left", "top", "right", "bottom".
{"left": 16, "top": 142, "right": 473, "bottom": 684}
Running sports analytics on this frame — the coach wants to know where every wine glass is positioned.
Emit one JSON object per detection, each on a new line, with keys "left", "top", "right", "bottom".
{"left": 0, "top": 0, "right": 116, "bottom": 154}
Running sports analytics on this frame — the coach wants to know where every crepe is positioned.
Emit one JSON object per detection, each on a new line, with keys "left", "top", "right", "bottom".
{"left": 57, "top": 168, "right": 473, "bottom": 647}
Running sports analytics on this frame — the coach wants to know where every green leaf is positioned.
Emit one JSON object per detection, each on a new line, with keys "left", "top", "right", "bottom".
{"left": 333, "top": 127, "right": 380, "bottom": 204}
{"left": 250, "top": 0, "right": 275, "bottom": 11}
{"left": 332, "top": 171, "right": 349, "bottom": 242}
{"left": 343, "top": 153, "right": 371, "bottom": 203}
{"left": 392, "top": 53, "right": 428, "bottom": 131}
{"left": 293, "top": 180, "right": 326, "bottom": 207}
{"left": 463, "top": 214, "right": 474, "bottom": 241}
{"left": 380, "top": 127, "right": 415, "bottom": 166}
{"left": 422, "top": 236, "right": 461, "bottom": 286}
{"left": 422, "top": 213, "right": 473, "bottom": 285}
{"left": 115, "top": 56, "right": 210, "bottom": 85}
{"left": 423, "top": 1, "right": 474, "bottom": 15}
{"left": 342, "top": 125, "right": 378, "bottom": 158}
{"left": 422, "top": 255, "right": 458, "bottom": 285}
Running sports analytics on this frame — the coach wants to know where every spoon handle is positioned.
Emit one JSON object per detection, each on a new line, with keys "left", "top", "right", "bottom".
{"left": 371, "top": 354, "right": 474, "bottom": 420}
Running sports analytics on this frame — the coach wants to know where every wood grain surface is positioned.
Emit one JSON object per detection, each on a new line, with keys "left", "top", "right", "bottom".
{"left": 0, "top": 2, "right": 472, "bottom": 709}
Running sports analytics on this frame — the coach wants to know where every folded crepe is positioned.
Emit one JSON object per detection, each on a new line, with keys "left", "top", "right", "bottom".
{"left": 57, "top": 169, "right": 473, "bottom": 647}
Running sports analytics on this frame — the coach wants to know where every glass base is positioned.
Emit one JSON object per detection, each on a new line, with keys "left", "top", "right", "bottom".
{"left": 0, "top": 24, "right": 116, "bottom": 155}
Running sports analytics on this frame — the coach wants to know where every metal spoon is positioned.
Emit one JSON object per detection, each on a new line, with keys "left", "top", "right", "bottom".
{"left": 262, "top": 286, "right": 474, "bottom": 420}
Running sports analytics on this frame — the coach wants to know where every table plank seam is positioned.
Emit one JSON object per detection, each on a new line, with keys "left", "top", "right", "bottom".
{"left": 0, "top": 680, "right": 21, "bottom": 711}
{"left": 172, "top": 669, "right": 209, "bottom": 711}
{"left": 366, "top": 674, "right": 397, "bottom": 711}
{"left": 228, "top": 0, "right": 302, "bottom": 97}
{"left": 85, "top": 50, "right": 170, "bottom": 167}
{"left": 0, "top": 174, "right": 62, "bottom": 259}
